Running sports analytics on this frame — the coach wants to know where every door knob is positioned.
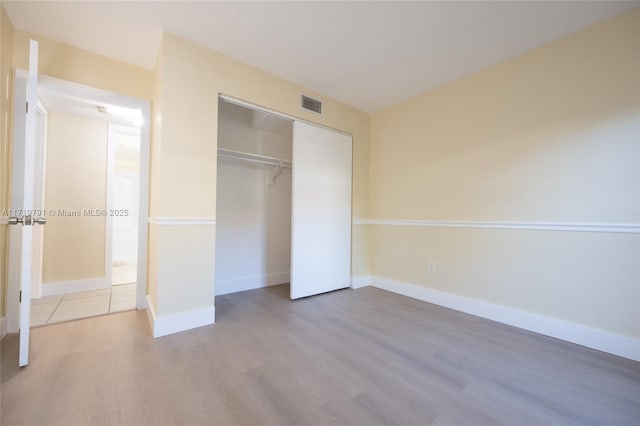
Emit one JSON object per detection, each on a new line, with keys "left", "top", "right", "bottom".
{"left": 7, "top": 216, "right": 47, "bottom": 226}
{"left": 8, "top": 216, "right": 23, "bottom": 225}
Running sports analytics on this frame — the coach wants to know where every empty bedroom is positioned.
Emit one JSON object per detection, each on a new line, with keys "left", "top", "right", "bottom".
{"left": 1, "top": 1, "right": 638, "bottom": 425}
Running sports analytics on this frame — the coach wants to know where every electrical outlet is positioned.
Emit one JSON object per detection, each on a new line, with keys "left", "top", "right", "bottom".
{"left": 427, "top": 261, "right": 435, "bottom": 273}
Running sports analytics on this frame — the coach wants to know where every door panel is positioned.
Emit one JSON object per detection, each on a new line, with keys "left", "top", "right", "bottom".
{"left": 290, "top": 122, "right": 352, "bottom": 299}
{"left": 12, "top": 40, "right": 39, "bottom": 367}
{"left": 31, "top": 106, "right": 47, "bottom": 299}
{"left": 6, "top": 78, "right": 27, "bottom": 334}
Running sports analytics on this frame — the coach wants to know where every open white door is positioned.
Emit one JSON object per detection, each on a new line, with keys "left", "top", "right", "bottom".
{"left": 7, "top": 40, "right": 41, "bottom": 367}
{"left": 290, "top": 122, "right": 352, "bottom": 299}
{"left": 31, "top": 103, "right": 48, "bottom": 300}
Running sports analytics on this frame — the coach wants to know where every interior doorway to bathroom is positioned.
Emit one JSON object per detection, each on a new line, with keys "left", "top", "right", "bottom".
{"left": 7, "top": 73, "right": 149, "bottom": 329}
{"left": 110, "top": 124, "right": 141, "bottom": 289}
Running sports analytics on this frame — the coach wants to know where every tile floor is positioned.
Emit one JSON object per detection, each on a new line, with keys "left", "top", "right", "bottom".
{"left": 112, "top": 263, "right": 137, "bottom": 285}
{"left": 30, "top": 283, "right": 136, "bottom": 327}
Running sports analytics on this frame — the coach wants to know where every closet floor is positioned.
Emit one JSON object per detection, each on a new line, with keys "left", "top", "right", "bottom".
{"left": 30, "top": 283, "right": 136, "bottom": 327}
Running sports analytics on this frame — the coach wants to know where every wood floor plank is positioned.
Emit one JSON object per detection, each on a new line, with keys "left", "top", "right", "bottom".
{"left": 1, "top": 284, "right": 639, "bottom": 425}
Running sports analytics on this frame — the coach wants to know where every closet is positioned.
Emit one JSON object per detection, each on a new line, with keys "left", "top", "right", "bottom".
{"left": 215, "top": 97, "right": 352, "bottom": 299}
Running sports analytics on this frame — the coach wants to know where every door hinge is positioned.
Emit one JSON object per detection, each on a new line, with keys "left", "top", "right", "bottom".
{"left": 26, "top": 102, "right": 28, "bottom": 114}
{"left": 19, "top": 290, "right": 22, "bottom": 303}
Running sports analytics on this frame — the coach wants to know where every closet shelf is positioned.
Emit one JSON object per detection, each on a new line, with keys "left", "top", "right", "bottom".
{"left": 217, "top": 148, "right": 292, "bottom": 168}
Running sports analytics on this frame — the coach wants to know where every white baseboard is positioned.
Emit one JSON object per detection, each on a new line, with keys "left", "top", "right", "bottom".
{"left": 0, "top": 316, "right": 7, "bottom": 340}
{"left": 41, "top": 277, "right": 109, "bottom": 296}
{"left": 369, "top": 276, "right": 640, "bottom": 362}
{"left": 145, "top": 296, "right": 155, "bottom": 335}
{"left": 215, "top": 271, "right": 289, "bottom": 296}
{"left": 146, "top": 295, "right": 215, "bottom": 338}
{"left": 351, "top": 276, "right": 371, "bottom": 289}
{"left": 136, "top": 292, "right": 148, "bottom": 311}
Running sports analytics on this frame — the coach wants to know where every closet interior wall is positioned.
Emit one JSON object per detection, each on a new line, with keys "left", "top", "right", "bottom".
{"left": 215, "top": 101, "right": 293, "bottom": 296}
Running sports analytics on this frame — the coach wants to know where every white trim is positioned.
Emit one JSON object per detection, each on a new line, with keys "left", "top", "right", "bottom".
{"left": 148, "top": 217, "right": 216, "bottom": 226}
{"left": 136, "top": 103, "right": 151, "bottom": 310}
{"left": 19, "top": 70, "right": 148, "bottom": 111}
{"left": 15, "top": 69, "right": 28, "bottom": 79}
{"left": 215, "top": 271, "right": 289, "bottom": 296}
{"left": 145, "top": 295, "right": 155, "bottom": 334}
{"left": 105, "top": 124, "right": 116, "bottom": 290}
{"left": 219, "top": 94, "right": 352, "bottom": 137}
{"left": 350, "top": 276, "right": 370, "bottom": 289}
{"left": 370, "top": 276, "right": 640, "bottom": 361}
{"left": 354, "top": 219, "right": 640, "bottom": 234}
{"left": 40, "top": 277, "right": 109, "bottom": 297}
{"left": 0, "top": 316, "right": 7, "bottom": 340}
{"left": 145, "top": 295, "right": 215, "bottom": 338}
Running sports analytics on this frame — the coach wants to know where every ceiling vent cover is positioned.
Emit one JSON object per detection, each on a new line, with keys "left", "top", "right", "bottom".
{"left": 301, "top": 94, "right": 322, "bottom": 114}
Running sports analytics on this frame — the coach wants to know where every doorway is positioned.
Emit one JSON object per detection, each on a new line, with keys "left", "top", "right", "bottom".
{"left": 215, "top": 99, "right": 293, "bottom": 296}
{"left": 6, "top": 74, "right": 150, "bottom": 330}
{"left": 110, "top": 125, "right": 141, "bottom": 287}
{"left": 215, "top": 95, "right": 353, "bottom": 302}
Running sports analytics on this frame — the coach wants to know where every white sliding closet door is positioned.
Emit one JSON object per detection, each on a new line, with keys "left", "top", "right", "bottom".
{"left": 290, "top": 121, "right": 352, "bottom": 299}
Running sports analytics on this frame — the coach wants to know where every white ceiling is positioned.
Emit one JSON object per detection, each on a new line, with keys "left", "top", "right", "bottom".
{"left": 4, "top": 1, "right": 638, "bottom": 113}
{"left": 38, "top": 82, "right": 143, "bottom": 128}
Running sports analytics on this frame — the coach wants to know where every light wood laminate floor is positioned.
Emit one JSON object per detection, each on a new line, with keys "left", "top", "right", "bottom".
{"left": 2, "top": 284, "right": 639, "bottom": 425}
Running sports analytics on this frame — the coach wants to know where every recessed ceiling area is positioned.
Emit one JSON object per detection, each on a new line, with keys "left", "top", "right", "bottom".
{"left": 4, "top": 1, "right": 638, "bottom": 112}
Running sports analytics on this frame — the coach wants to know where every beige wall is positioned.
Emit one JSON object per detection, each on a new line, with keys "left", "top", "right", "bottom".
{"left": 370, "top": 10, "right": 640, "bottom": 338}
{"left": 0, "top": 6, "right": 15, "bottom": 316}
{"left": 42, "top": 112, "right": 108, "bottom": 283}
{"left": 148, "top": 32, "right": 371, "bottom": 316}
{"left": 13, "top": 31, "right": 153, "bottom": 101}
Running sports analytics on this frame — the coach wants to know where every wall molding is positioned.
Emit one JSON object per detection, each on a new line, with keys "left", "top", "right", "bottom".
{"left": 146, "top": 295, "right": 215, "bottom": 338}
{"left": 363, "top": 276, "right": 639, "bottom": 361}
{"left": 148, "top": 217, "right": 216, "bottom": 226}
{"left": 216, "top": 271, "right": 289, "bottom": 296}
{"left": 41, "top": 277, "right": 109, "bottom": 297}
{"left": 350, "top": 276, "right": 371, "bottom": 289}
{"left": 352, "top": 219, "right": 639, "bottom": 234}
{"left": 0, "top": 316, "right": 7, "bottom": 340}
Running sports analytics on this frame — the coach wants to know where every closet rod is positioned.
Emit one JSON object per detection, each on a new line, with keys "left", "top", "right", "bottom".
{"left": 217, "top": 148, "right": 292, "bottom": 168}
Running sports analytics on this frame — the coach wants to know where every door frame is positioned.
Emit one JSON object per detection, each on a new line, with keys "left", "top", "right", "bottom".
{"left": 6, "top": 72, "right": 151, "bottom": 332}
{"left": 107, "top": 123, "right": 143, "bottom": 288}
{"left": 218, "top": 94, "right": 352, "bottom": 137}
{"left": 215, "top": 94, "right": 354, "bottom": 300}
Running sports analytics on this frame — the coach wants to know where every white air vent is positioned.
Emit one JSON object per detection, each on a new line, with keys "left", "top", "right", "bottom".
{"left": 301, "top": 94, "right": 322, "bottom": 114}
